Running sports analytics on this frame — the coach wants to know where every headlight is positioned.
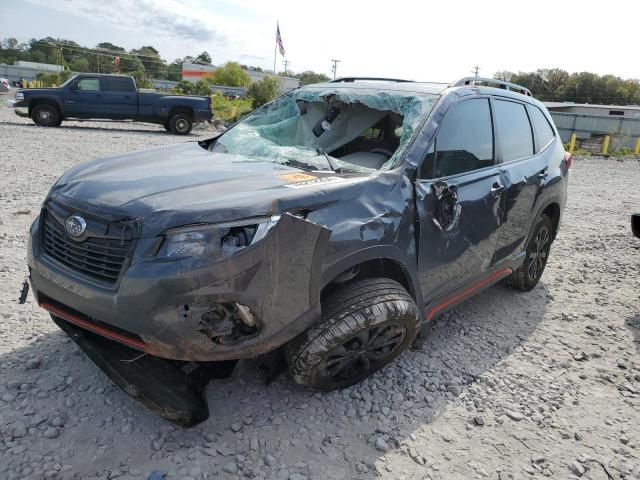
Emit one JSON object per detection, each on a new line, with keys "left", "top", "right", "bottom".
{"left": 156, "top": 215, "right": 280, "bottom": 260}
{"left": 15, "top": 92, "right": 24, "bottom": 101}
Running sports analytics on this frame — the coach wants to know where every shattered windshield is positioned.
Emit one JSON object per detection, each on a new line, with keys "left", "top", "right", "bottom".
{"left": 211, "top": 86, "right": 438, "bottom": 172}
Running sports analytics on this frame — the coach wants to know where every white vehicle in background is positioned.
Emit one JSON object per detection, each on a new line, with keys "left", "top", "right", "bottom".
{"left": 0, "top": 78, "right": 10, "bottom": 93}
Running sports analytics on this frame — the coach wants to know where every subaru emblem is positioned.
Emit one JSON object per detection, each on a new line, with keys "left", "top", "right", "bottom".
{"left": 65, "top": 215, "right": 87, "bottom": 238}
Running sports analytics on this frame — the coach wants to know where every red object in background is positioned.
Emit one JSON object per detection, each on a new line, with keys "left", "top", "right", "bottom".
{"left": 114, "top": 56, "right": 121, "bottom": 73}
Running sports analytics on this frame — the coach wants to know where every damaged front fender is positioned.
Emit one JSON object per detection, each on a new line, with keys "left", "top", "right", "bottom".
{"left": 31, "top": 213, "right": 331, "bottom": 362}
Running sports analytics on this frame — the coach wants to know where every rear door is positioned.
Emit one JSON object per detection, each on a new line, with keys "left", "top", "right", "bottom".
{"left": 102, "top": 77, "right": 137, "bottom": 118}
{"left": 415, "top": 97, "right": 505, "bottom": 301}
{"left": 63, "top": 76, "right": 103, "bottom": 118}
{"left": 491, "top": 98, "right": 549, "bottom": 264}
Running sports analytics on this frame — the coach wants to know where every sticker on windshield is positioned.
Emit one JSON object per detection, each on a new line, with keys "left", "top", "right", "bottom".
{"left": 283, "top": 176, "right": 346, "bottom": 189}
{"left": 279, "top": 172, "right": 317, "bottom": 183}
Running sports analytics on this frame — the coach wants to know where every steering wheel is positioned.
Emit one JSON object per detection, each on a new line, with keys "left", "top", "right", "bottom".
{"left": 370, "top": 148, "right": 394, "bottom": 159}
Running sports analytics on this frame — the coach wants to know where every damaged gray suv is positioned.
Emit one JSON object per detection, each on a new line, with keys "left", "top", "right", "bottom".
{"left": 26, "top": 77, "right": 569, "bottom": 426}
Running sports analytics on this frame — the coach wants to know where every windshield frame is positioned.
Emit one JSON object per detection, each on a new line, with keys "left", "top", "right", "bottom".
{"left": 210, "top": 85, "right": 439, "bottom": 172}
{"left": 60, "top": 74, "right": 79, "bottom": 89}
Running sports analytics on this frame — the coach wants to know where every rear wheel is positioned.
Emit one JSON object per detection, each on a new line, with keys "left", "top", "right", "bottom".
{"left": 506, "top": 213, "right": 553, "bottom": 291}
{"left": 169, "top": 114, "right": 193, "bottom": 135}
{"left": 285, "top": 278, "right": 419, "bottom": 390}
{"left": 32, "top": 104, "right": 60, "bottom": 127}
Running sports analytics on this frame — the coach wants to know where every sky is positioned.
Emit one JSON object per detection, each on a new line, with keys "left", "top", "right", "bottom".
{"left": 1, "top": 0, "right": 638, "bottom": 81}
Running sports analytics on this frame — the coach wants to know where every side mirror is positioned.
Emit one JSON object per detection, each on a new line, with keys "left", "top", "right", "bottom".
{"left": 69, "top": 82, "right": 78, "bottom": 91}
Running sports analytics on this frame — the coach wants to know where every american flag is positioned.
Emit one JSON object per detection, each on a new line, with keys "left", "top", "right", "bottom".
{"left": 276, "top": 23, "right": 285, "bottom": 56}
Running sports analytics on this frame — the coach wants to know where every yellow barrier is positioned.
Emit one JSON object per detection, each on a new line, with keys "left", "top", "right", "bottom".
{"left": 569, "top": 133, "right": 576, "bottom": 153}
{"left": 602, "top": 135, "right": 610, "bottom": 155}
{"left": 635, "top": 138, "right": 640, "bottom": 155}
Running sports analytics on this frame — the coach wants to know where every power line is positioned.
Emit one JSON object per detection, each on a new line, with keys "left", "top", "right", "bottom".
{"left": 472, "top": 65, "right": 480, "bottom": 77}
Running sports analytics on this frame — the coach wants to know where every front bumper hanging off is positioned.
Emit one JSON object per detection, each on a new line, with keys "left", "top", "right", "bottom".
{"left": 28, "top": 213, "right": 331, "bottom": 426}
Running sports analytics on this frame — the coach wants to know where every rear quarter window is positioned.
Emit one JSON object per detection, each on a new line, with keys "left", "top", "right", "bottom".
{"left": 104, "top": 78, "right": 133, "bottom": 92}
{"left": 528, "top": 105, "right": 555, "bottom": 151}
{"left": 494, "top": 99, "right": 534, "bottom": 162}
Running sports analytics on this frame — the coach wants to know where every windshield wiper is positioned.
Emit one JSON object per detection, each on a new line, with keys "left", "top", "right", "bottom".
{"left": 316, "top": 148, "right": 340, "bottom": 172}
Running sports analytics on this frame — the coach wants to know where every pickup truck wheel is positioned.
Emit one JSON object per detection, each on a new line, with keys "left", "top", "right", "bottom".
{"left": 506, "top": 213, "right": 553, "bottom": 291}
{"left": 32, "top": 105, "right": 60, "bottom": 127}
{"left": 169, "top": 114, "right": 193, "bottom": 135}
{"left": 285, "top": 278, "right": 419, "bottom": 390}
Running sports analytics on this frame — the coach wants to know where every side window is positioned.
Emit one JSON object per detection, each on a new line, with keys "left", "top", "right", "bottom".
{"left": 494, "top": 100, "right": 534, "bottom": 162}
{"left": 104, "top": 78, "right": 133, "bottom": 92}
{"left": 420, "top": 98, "right": 494, "bottom": 178}
{"left": 528, "top": 105, "right": 555, "bottom": 151}
{"left": 77, "top": 78, "right": 100, "bottom": 91}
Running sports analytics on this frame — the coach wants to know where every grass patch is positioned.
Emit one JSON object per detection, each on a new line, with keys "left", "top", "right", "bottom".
{"left": 211, "top": 94, "right": 253, "bottom": 124}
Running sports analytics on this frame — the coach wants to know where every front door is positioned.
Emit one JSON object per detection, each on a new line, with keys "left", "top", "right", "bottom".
{"left": 415, "top": 97, "right": 505, "bottom": 302}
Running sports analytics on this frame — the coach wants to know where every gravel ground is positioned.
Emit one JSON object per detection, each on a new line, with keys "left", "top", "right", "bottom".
{"left": 1, "top": 93, "right": 639, "bottom": 480}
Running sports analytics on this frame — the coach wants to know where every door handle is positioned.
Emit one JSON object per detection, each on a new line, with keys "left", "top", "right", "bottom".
{"left": 491, "top": 181, "right": 505, "bottom": 197}
{"left": 538, "top": 168, "right": 548, "bottom": 179}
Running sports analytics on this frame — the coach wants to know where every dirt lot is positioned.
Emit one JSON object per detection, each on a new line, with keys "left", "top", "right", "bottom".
{"left": 1, "top": 94, "right": 639, "bottom": 480}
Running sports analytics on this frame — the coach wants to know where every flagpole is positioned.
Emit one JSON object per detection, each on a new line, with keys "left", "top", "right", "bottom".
{"left": 273, "top": 22, "right": 277, "bottom": 74}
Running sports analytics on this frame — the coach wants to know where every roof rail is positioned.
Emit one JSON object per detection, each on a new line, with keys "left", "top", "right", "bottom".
{"left": 451, "top": 77, "right": 532, "bottom": 97}
{"left": 329, "top": 77, "right": 414, "bottom": 83}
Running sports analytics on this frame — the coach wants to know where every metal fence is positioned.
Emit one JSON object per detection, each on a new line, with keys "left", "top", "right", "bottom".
{"left": 550, "top": 111, "right": 640, "bottom": 153}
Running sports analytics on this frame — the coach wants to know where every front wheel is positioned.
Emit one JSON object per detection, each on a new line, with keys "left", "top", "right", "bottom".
{"left": 285, "top": 278, "right": 419, "bottom": 390}
{"left": 32, "top": 104, "right": 60, "bottom": 127}
{"left": 169, "top": 114, "right": 193, "bottom": 135}
{"left": 506, "top": 213, "right": 553, "bottom": 291}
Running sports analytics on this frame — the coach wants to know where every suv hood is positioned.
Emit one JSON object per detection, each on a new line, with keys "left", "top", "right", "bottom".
{"left": 50, "top": 142, "right": 367, "bottom": 234}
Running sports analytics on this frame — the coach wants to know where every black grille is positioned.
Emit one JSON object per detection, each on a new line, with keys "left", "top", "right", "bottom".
{"left": 42, "top": 211, "right": 133, "bottom": 285}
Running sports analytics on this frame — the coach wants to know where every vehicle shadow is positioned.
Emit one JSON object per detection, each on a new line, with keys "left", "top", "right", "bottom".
{"left": 0, "top": 120, "right": 212, "bottom": 136}
{"left": 625, "top": 314, "right": 640, "bottom": 353}
{"left": 0, "top": 281, "right": 549, "bottom": 478}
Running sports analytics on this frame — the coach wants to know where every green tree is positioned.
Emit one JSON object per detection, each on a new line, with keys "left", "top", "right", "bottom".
{"left": 194, "top": 51, "right": 212, "bottom": 65}
{"left": 208, "top": 62, "right": 251, "bottom": 87}
{"left": 69, "top": 57, "right": 89, "bottom": 72}
{"left": 173, "top": 80, "right": 193, "bottom": 95}
{"left": 295, "top": 71, "right": 330, "bottom": 85}
{"left": 192, "top": 79, "right": 212, "bottom": 95}
{"left": 247, "top": 76, "right": 280, "bottom": 108}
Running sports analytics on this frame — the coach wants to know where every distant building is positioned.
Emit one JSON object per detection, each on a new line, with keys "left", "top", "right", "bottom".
{"left": 15, "top": 61, "right": 63, "bottom": 73}
{"left": 181, "top": 63, "right": 299, "bottom": 93}
{"left": 0, "top": 61, "right": 63, "bottom": 83}
{"left": 545, "top": 102, "right": 640, "bottom": 118}
{"left": 545, "top": 102, "right": 640, "bottom": 151}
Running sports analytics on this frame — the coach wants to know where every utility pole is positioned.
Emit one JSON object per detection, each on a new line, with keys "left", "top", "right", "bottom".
{"left": 472, "top": 65, "right": 480, "bottom": 77}
{"left": 331, "top": 59, "right": 340, "bottom": 80}
{"left": 282, "top": 59, "right": 290, "bottom": 76}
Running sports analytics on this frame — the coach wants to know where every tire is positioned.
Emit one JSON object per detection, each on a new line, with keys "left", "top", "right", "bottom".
{"left": 32, "top": 104, "right": 60, "bottom": 127}
{"left": 285, "top": 278, "right": 420, "bottom": 390}
{"left": 169, "top": 114, "right": 193, "bottom": 135}
{"left": 506, "top": 213, "right": 553, "bottom": 291}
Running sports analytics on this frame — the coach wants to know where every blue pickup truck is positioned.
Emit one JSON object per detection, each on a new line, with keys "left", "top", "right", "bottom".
{"left": 11, "top": 74, "right": 213, "bottom": 134}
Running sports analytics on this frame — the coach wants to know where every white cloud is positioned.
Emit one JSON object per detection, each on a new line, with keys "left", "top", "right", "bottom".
{"left": 18, "top": 0, "right": 640, "bottom": 80}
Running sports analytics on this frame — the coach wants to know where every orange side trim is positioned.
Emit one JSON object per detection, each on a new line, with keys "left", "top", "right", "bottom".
{"left": 41, "top": 301, "right": 148, "bottom": 352}
{"left": 425, "top": 267, "right": 512, "bottom": 321}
